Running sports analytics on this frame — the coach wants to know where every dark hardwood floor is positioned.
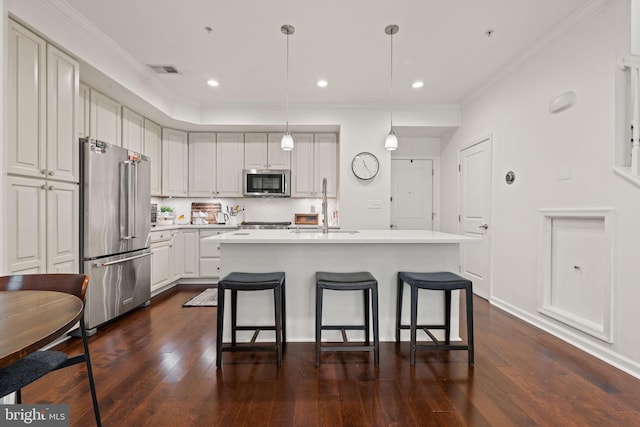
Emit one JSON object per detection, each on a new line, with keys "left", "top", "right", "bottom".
{"left": 22, "top": 286, "right": 640, "bottom": 426}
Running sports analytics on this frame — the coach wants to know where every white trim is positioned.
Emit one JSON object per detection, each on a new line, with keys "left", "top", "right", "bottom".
{"left": 491, "top": 296, "right": 640, "bottom": 380}
{"left": 538, "top": 208, "right": 615, "bottom": 343}
{"left": 613, "top": 165, "right": 640, "bottom": 188}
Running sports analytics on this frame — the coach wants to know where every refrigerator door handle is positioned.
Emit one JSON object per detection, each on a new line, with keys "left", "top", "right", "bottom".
{"left": 93, "top": 251, "right": 151, "bottom": 268}
{"left": 120, "top": 160, "right": 137, "bottom": 240}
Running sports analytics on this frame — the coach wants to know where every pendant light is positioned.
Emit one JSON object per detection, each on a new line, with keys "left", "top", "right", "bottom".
{"left": 281, "top": 24, "right": 295, "bottom": 151}
{"left": 384, "top": 24, "right": 399, "bottom": 151}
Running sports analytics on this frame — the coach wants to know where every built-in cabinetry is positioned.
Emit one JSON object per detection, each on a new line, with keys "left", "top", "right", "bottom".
{"left": 199, "top": 230, "right": 227, "bottom": 278}
{"left": 122, "top": 107, "right": 144, "bottom": 153}
{"left": 291, "top": 133, "right": 338, "bottom": 197}
{"left": 244, "top": 132, "right": 291, "bottom": 169}
{"left": 181, "top": 229, "right": 199, "bottom": 277}
{"left": 189, "top": 132, "right": 244, "bottom": 197}
{"left": 6, "top": 21, "right": 80, "bottom": 274}
{"left": 162, "top": 128, "right": 189, "bottom": 197}
{"left": 144, "top": 119, "right": 163, "bottom": 196}
{"left": 150, "top": 229, "right": 174, "bottom": 294}
{"left": 89, "top": 89, "right": 122, "bottom": 146}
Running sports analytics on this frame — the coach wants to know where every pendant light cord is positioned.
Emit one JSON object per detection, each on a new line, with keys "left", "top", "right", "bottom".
{"left": 389, "top": 30, "right": 394, "bottom": 128}
{"left": 285, "top": 30, "right": 290, "bottom": 133}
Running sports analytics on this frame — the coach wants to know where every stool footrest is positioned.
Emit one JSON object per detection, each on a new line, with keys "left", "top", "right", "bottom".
{"left": 320, "top": 345, "right": 375, "bottom": 352}
{"left": 413, "top": 344, "right": 470, "bottom": 351}
{"left": 220, "top": 344, "right": 279, "bottom": 353}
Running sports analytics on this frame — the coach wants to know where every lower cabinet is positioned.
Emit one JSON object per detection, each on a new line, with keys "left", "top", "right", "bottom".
{"left": 199, "top": 230, "right": 228, "bottom": 278}
{"left": 181, "top": 229, "right": 199, "bottom": 277}
{"left": 150, "top": 230, "right": 172, "bottom": 293}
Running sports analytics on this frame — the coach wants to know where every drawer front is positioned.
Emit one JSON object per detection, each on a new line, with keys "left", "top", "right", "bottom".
{"left": 150, "top": 230, "right": 171, "bottom": 243}
{"left": 199, "top": 258, "right": 220, "bottom": 277}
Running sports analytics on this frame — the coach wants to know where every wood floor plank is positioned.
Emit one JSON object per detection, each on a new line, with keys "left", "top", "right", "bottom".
{"left": 19, "top": 286, "right": 640, "bottom": 426}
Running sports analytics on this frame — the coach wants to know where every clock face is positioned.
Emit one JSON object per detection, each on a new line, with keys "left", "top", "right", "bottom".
{"left": 351, "top": 152, "right": 380, "bottom": 180}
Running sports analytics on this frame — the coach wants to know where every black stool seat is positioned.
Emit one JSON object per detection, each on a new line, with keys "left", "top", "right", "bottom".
{"left": 316, "top": 271, "right": 379, "bottom": 366}
{"left": 396, "top": 271, "right": 474, "bottom": 366}
{"left": 216, "top": 272, "right": 286, "bottom": 368}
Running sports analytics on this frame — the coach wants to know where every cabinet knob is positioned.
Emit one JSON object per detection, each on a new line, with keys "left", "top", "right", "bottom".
{"left": 40, "top": 184, "right": 47, "bottom": 190}
{"left": 48, "top": 186, "right": 54, "bottom": 191}
{"left": 41, "top": 169, "right": 47, "bottom": 175}
{"left": 48, "top": 171, "right": 55, "bottom": 176}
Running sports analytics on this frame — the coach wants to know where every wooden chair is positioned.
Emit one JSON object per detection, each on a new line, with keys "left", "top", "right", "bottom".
{"left": 0, "top": 274, "right": 101, "bottom": 426}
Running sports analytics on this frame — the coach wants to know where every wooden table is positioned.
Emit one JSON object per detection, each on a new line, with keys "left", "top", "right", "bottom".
{"left": 0, "top": 290, "right": 83, "bottom": 369}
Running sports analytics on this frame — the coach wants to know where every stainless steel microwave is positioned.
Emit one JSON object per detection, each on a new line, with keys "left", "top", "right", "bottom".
{"left": 243, "top": 169, "right": 290, "bottom": 197}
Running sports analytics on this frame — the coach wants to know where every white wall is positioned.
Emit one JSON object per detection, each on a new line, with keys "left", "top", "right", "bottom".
{"left": 0, "top": 0, "right": 6, "bottom": 275}
{"left": 442, "top": 2, "right": 640, "bottom": 377}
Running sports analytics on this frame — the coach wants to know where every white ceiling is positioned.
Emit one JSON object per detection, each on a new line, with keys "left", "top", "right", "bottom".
{"left": 64, "top": 0, "right": 591, "bottom": 109}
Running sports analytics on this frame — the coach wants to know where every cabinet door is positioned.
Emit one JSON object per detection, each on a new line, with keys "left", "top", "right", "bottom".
{"left": 122, "top": 107, "right": 144, "bottom": 153}
{"left": 290, "top": 133, "right": 315, "bottom": 197}
{"left": 216, "top": 133, "right": 244, "bottom": 197}
{"left": 189, "top": 132, "right": 217, "bottom": 197}
{"left": 181, "top": 229, "right": 199, "bottom": 277}
{"left": 89, "top": 89, "right": 122, "bottom": 146}
{"left": 78, "top": 83, "right": 90, "bottom": 138}
{"left": 199, "top": 230, "right": 223, "bottom": 278}
{"left": 46, "top": 181, "right": 79, "bottom": 273}
{"left": 151, "top": 242, "right": 171, "bottom": 291}
{"left": 170, "top": 230, "right": 182, "bottom": 282}
{"left": 244, "top": 132, "right": 268, "bottom": 169}
{"left": 162, "top": 128, "right": 189, "bottom": 197}
{"left": 314, "top": 133, "right": 338, "bottom": 197}
{"left": 267, "top": 133, "right": 291, "bottom": 169}
{"left": 144, "top": 119, "right": 162, "bottom": 196}
{"left": 7, "top": 21, "right": 46, "bottom": 179}
{"left": 47, "top": 45, "right": 80, "bottom": 183}
{"left": 6, "top": 177, "right": 47, "bottom": 274}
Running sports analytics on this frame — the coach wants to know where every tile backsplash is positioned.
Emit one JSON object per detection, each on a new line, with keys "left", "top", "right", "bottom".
{"left": 151, "top": 197, "right": 339, "bottom": 226}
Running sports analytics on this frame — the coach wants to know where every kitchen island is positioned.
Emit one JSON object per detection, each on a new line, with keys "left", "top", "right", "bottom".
{"left": 205, "top": 229, "right": 477, "bottom": 342}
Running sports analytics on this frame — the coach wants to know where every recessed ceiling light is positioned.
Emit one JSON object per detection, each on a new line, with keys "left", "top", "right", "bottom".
{"left": 412, "top": 81, "right": 424, "bottom": 89}
{"left": 317, "top": 80, "right": 328, "bottom": 88}
{"left": 207, "top": 79, "right": 219, "bottom": 87}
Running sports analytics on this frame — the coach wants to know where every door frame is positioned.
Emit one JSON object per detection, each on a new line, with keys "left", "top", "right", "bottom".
{"left": 391, "top": 156, "right": 440, "bottom": 231}
{"left": 457, "top": 134, "right": 493, "bottom": 299}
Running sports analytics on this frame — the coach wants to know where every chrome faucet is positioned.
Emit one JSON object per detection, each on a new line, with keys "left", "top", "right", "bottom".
{"left": 322, "top": 177, "right": 329, "bottom": 234}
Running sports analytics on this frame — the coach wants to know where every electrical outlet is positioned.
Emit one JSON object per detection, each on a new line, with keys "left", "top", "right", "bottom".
{"left": 367, "top": 200, "right": 382, "bottom": 209}
{"left": 310, "top": 205, "right": 316, "bottom": 213}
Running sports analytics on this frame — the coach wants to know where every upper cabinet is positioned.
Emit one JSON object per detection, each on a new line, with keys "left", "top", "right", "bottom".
{"left": 162, "top": 128, "right": 189, "bottom": 197}
{"left": 144, "top": 119, "right": 162, "bottom": 196}
{"left": 189, "top": 132, "right": 217, "bottom": 197}
{"left": 89, "top": 89, "right": 121, "bottom": 146}
{"left": 7, "top": 21, "right": 79, "bottom": 183}
{"left": 291, "top": 133, "right": 337, "bottom": 198}
{"left": 78, "top": 83, "right": 90, "bottom": 138}
{"left": 122, "top": 107, "right": 144, "bottom": 153}
{"left": 216, "top": 133, "right": 245, "bottom": 197}
{"left": 244, "top": 132, "right": 290, "bottom": 170}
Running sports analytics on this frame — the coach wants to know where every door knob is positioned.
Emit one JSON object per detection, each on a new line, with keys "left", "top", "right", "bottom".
{"left": 479, "top": 224, "right": 489, "bottom": 230}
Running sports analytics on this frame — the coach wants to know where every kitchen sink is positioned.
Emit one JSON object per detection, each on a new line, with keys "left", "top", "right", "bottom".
{"left": 290, "top": 229, "right": 359, "bottom": 234}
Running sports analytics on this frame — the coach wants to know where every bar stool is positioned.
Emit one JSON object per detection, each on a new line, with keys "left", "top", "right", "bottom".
{"left": 315, "top": 272, "right": 379, "bottom": 366}
{"left": 216, "top": 272, "right": 286, "bottom": 368}
{"left": 396, "top": 271, "right": 474, "bottom": 366}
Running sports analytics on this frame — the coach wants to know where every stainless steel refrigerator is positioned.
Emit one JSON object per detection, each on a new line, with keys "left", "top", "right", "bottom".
{"left": 80, "top": 138, "right": 151, "bottom": 332}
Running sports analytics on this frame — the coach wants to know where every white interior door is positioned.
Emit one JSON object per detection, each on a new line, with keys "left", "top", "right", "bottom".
{"left": 459, "top": 138, "right": 492, "bottom": 299}
{"left": 391, "top": 159, "right": 433, "bottom": 230}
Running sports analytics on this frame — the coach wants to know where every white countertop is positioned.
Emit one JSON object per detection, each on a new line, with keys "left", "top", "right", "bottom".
{"left": 205, "top": 229, "right": 478, "bottom": 244}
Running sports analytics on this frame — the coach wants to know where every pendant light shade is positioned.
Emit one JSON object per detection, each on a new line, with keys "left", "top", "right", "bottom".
{"left": 281, "top": 24, "right": 295, "bottom": 151}
{"left": 385, "top": 130, "right": 398, "bottom": 150}
{"left": 385, "top": 24, "right": 399, "bottom": 151}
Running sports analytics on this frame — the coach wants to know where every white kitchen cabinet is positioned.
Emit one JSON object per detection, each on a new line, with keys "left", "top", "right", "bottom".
{"left": 267, "top": 133, "right": 292, "bottom": 169}
{"left": 6, "top": 176, "right": 78, "bottom": 274}
{"left": 171, "top": 229, "right": 182, "bottom": 282}
{"left": 199, "top": 230, "right": 226, "bottom": 278}
{"left": 78, "top": 83, "right": 90, "bottom": 138}
{"left": 122, "top": 107, "right": 144, "bottom": 153}
{"left": 150, "top": 230, "right": 172, "bottom": 293}
{"left": 144, "top": 119, "right": 163, "bottom": 196}
{"left": 89, "top": 89, "right": 122, "bottom": 146}
{"left": 291, "top": 133, "right": 337, "bottom": 198}
{"left": 162, "top": 128, "right": 189, "bottom": 197}
{"left": 7, "top": 21, "right": 79, "bottom": 184}
{"left": 216, "top": 133, "right": 245, "bottom": 197}
{"left": 181, "top": 229, "right": 199, "bottom": 277}
{"left": 313, "top": 133, "right": 338, "bottom": 197}
{"left": 188, "top": 132, "right": 217, "bottom": 197}
{"left": 244, "top": 133, "right": 291, "bottom": 170}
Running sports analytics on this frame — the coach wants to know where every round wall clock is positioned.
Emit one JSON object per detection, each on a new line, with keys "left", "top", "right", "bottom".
{"left": 351, "top": 152, "right": 380, "bottom": 180}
